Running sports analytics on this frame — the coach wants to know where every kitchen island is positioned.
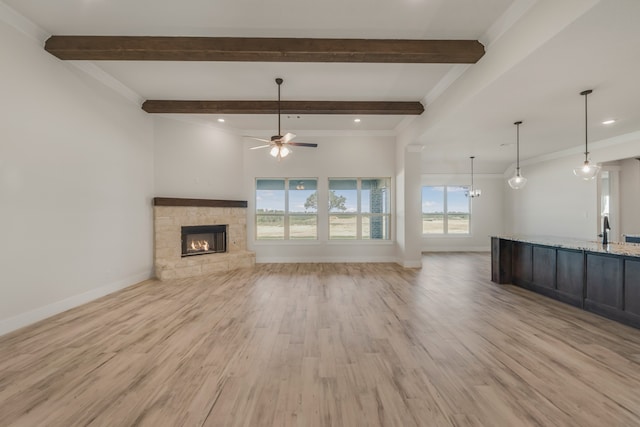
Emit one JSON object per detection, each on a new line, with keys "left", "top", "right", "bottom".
{"left": 492, "top": 235, "right": 640, "bottom": 329}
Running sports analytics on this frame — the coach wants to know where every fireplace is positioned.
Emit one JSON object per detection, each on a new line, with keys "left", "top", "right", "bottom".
{"left": 181, "top": 225, "right": 227, "bottom": 257}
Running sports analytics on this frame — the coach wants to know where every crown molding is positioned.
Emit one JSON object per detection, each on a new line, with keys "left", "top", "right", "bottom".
{"left": 503, "top": 130, "right": 640, "bottom": 176}
{"left": 0, "top": 1, "right": 49, "bottom": 44}
{"left": 70, "top": 61, "right": 143, "bottom": 106}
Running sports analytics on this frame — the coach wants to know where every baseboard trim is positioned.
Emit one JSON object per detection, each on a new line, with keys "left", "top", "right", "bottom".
{"left": 422, "top": 246, "right": 490, "bottom": 252}
{"left": 256, "top": 256, "right": 397, "bottom": 264}
{"left": 0, "top": 271, "right": 153, "bottom": 337}
{"left": 400, "top": 260, "right": 423, "bottom": 268}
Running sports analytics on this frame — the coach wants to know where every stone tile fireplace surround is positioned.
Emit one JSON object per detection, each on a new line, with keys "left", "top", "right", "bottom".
{"left": 153, "top": 198, "right": 255, "bottom": 281}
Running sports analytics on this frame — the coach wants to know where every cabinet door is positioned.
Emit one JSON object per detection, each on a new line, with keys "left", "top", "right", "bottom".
{"left": 512, "top": 242, "right": 532, "bottom": 285}
{"left": 586, "top": 253, "right": 623, "bottom": 309}
{"left": 557, "top": 249, "right": 584, "bottom": 297}
{"left": 532, "top": 246, "right": 556, "bottom": 289}
{"left": 491, "top": 238, "right": 512, "bottom": 284}
{"left": 625, "top": 259, "right": 640, "bottom": 316}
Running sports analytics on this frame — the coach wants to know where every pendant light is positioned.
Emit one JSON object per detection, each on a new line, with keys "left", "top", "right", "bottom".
{"left": 573, "top": 89, "right": 601, "bottom": 180}
{"left": 467, "top": 156, "right": 481, "bottom": 198}
{"left": 508, "top": 121, "right": 528, "bottom": 189}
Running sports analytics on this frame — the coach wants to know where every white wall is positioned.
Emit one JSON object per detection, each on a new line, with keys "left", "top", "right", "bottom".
{"left": 153, "top": 117, "right": 245, "bottom": 199}
{"left": 421, "top": 175, "right": 504, "bottom": 251}
{"left": 504, "top": 134, "right": 640, "bottom": 239}
{"left": 619, "top": 157, "right": 640, "bottom": 238}
{"left": 244, "top": 135, "right": 397, "bottom": 262}
{"left": 0, "top": 20, "right": 154, "bottom": 334}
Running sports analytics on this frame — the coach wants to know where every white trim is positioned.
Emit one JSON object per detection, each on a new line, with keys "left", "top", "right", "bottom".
{"left": 69, "top": 61, "right": 144, "bottom": 106}
{"left": 0, "top": 271, "right": 152, "bottom": 337}
{"left": 256, "top": 256, "right": 397, "bottom": 263}
{"left": 503, "top": 130, "right": 640, "bottom": 176}
{"left": 423, "top": 64, "right": 471, "bottom": 106}
{"left": 480, "top": 0, "right": 538, "bottom": 48}
{"left": 400, "top": 259, "right": 423, "bottom": 268}
{"left": 422, "top": 246, "right": 490, "bottom": 252}
{"left": 0, "top": 1, "right": 49, "bottom": 44}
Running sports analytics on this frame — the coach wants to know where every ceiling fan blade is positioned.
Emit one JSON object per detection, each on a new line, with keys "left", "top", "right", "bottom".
{"left": 287, "top": 142, "right": 318, "bottom": 148}
{"left": 250, "top": 144, "right": 271, "bottom": 150}
{"left": 243, "top": 136, "right": 271, "bottom": 143}
{"left": 281, "top": 132, "right": 296, "bottom": 144}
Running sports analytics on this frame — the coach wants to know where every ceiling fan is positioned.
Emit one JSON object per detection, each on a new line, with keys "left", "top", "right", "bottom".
{"left": 247, "top": 78, "right": 318, "bottom": 160}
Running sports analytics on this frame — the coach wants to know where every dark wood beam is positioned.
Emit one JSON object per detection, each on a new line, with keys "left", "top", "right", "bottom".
{"left": 45, "top": 36, "right": 484, "bottom": 63}
{"left": 142, "top": 100, "right": 424, "bottom": 115}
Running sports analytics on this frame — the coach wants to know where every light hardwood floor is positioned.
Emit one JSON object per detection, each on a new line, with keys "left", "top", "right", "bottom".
{"left": 2, "top": 253, "right": 640, "bottom": 426}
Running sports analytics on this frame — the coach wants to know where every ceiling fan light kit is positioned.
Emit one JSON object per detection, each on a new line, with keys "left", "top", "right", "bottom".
{"left": 248, "top": 78, "right": 318, "bottom": 161}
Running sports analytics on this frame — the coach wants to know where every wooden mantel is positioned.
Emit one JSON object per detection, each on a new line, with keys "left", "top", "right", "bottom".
{"left": 153, "top": 197, "right": 247, "bottom": 208}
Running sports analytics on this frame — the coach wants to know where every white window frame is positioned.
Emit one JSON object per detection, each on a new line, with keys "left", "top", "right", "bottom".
{"left": 255, "top": 178, "right": 318, "bottom": 240}
{"left": 421, "top": 185, "right": 471, "bottom": 235}
{"left": 328, "top": 177, "right": 391, "bottom": 240}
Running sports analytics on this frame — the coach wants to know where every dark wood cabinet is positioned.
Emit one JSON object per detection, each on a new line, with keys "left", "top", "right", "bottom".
{"left": 556, "top": 249, "right": 584, "bottom": 305}
{"left": 491, "top": 237, "right": 512, "bottom": 284}
{"left": 624, "top": 259, "right": 640, "bottom": 317}
{"left": 512, "top": 242, "right": 532, "bottom": 286}
{"left": 585, "top": 253, "right": 623, "bottom": 310}
{"left": 491, "top": 237, "right": 640, "bottom": 329}
{"left": 532, "top": 246, "right": 556, "bottom": 289}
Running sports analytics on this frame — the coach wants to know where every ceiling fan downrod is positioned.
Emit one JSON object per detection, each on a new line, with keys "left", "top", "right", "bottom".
{"left": 276, "top": 77, "right": 283, "bottom": 138}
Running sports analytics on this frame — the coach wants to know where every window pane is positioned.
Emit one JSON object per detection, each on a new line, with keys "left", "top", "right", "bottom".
{"left": 290, "top": 215, "right": 317, "bottom": 240}
{"left": 363, "top": 215, "right": 390, "bottom": 240}
{"left": 256, "top": 215, "right": 284, "bottom": 240}
{"left": 422, "top": 186, "right": 444, "bottom": 234}
{"left": 447, "top": 186, "right": 470, "bottom": 234}
{"left": 329, "top": 215, "right": 357, "bottom": 239}
{"left": 362, "top": 178, "right": 390, "bottom": 214}
{"left": 328, "top": 179, "right": 357, "bottom": 213}
{"left": 256, "top": 179, "right": 285, "bottom": 213}
{"left": 289, "top": 179, "right": 318, "bottom": 213}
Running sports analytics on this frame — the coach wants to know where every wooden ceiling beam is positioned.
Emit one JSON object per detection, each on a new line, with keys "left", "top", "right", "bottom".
{"left": 141, "top": 100, "right": 424, "bottom": 115}
{"left": 45, "top": 36, "right": 484, "bottom": 63}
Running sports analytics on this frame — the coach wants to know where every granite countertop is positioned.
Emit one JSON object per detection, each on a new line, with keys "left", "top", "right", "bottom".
{"left": 493, "top": 235, "right": 640, "bottom": 258}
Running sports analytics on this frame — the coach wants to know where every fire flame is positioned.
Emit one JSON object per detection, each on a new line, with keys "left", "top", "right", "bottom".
{"left": 189, "top": 240, "right": 210, "bottom": 251}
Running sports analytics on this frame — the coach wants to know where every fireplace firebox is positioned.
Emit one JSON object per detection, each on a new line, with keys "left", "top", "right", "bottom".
{"left": 181, "top": 225, "right": 227, "bottom": 257}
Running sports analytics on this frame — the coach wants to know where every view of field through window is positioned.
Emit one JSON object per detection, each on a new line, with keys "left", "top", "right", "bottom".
{"left": 256, "top": 178, "right": 390, "bottom": 240}
{"left": 422, "top": 186, "right": 470, "bottom": 234}
{"left": 256, "top": 179, "right": 318, "bottom": 240}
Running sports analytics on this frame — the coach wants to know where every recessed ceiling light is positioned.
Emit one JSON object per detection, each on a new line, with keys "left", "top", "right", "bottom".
{"left": 602, "top": 119, "right": 616, "bottom": 125}
{"left": 354, "top": 118, "right": 361, "bottom": 123}
{"left": 217, "top": 118, "right": 225, "bottom": 123}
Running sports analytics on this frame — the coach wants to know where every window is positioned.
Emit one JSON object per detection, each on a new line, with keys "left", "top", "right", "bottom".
{"left": 329, "top": 178, "right": 390, "bottom": 240}
{"left": 256, "top": 178, "right": 317, "bottom": 240}
{"left": 422, "top": 185, "right": 470, "bottom": 234}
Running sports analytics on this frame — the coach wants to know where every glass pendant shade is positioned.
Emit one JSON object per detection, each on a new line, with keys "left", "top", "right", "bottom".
{"left": 508, "top": 171, "right": 528, "bottom": 189}
{"left": 573, "top": 160, "right": 601, "bottom": 180}
{"left": 574, "top": 89, "right": 600, "bottom": 180}
{"left": 270, "top": 146, "right": 279, "bottom": 157}
{"left": 466, "top": 156, "right": 481, "bottom": 198}
{"left": 508, "top": 121, "right": 527, "bottom": 189}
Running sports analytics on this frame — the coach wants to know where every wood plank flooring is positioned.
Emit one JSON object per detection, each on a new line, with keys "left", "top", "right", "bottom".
{"left": 2, "top": 253, "right": 640, "bottom": 426}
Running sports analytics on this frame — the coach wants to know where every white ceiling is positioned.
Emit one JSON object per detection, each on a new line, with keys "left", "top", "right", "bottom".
{"left": 4, "top": 0, "right": 640, "bottom": 173}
